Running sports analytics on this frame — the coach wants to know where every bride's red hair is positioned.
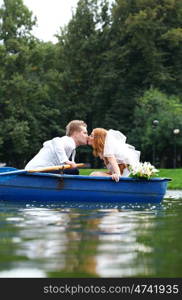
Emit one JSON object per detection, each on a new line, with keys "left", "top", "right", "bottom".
{"left": 92, "top": 128, "right": 108, "bottom": 157}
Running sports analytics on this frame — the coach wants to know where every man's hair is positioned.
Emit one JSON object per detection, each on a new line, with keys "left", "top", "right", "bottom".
{"left": 66, "top": 120, "right": 87, "bottom": 136}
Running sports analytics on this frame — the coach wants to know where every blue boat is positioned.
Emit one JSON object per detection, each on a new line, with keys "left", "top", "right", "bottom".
{"left": 0, "top": 167, "right": 171, "bottom": 203}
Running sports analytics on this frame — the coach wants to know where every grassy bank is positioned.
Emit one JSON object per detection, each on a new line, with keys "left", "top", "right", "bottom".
{"left": 158, "top": 169, "right": 182, "bottom": 190}
{"left": 80, "top": 168, "right": 182, "bottom": 190}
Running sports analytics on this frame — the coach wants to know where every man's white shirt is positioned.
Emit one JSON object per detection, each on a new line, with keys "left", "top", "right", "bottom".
{"left": 25, "top": 136, "right": 76, "bottom": 170}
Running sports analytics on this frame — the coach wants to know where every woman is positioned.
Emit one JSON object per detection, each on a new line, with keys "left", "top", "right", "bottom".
{"left": 88, "top": 128, "right": 140, "bottom": 182}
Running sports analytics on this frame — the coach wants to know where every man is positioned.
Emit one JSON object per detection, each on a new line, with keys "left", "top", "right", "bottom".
{"left": 25, "top": 120, "right": 88, "bottom": 174}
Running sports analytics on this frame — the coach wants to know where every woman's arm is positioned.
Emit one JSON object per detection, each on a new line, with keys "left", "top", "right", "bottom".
{"left": 107, "top": 156, "right": 121, "bottom": 182}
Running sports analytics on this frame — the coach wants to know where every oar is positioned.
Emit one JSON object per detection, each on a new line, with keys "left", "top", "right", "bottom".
{"left": 28, "top": 163, "right": 84, "bottom": 173}
{"left": 0, "top": 163, "right": 85, "bottom": 176}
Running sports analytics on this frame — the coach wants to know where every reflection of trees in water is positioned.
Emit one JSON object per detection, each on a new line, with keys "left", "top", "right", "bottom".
{"left": 2, "top": 201, "right": 181, "bottom": 278}
{"left": 0, "top": 207, "right": 152, "bottom": 277}
{"left": 50, "top": 208, "right": 143, "bottom": 278}
{"left": 8, "top": 207, "right": 102, "bottom": 277}
{"left": 95, "top": 210, "right": 142, "bottom": 277}
{"left": 48, "top": 209, "right": 102, "bottom": 277}
{"left": 140, "top": 199, "right": 182, "bottom": 277}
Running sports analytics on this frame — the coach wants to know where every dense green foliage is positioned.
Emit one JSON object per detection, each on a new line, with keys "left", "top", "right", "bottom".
{"left": 0, "top": 0, "right": 181, "bottom": 167}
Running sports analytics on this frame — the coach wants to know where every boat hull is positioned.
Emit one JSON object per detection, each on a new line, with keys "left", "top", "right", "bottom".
{"left": 0, "top": 168, "right": 170, "bottom": 203}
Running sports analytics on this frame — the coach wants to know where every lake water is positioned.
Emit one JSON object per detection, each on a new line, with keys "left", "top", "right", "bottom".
{"left": 0, "top": 190, "right": 182, "bottom": 278}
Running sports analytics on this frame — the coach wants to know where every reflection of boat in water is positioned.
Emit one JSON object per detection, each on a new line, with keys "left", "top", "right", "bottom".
{"left": 0, "top": 167, "right": 171, "bottom": 203}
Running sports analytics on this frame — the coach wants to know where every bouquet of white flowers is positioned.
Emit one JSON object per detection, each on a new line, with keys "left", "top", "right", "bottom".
{"left": 129, "top": 162, "right": 159, "bottom": 179}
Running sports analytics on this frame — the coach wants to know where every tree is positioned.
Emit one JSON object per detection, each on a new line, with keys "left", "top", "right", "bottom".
{"left": 0, "top": 0, "right": 36, "bottom": 52}
{"left": 131, "top": 88, "right": 182, "bottom": 167}
{"left": 0, "top": 0, "right": 39, "bottom": 166}
{"left": 56, "top": 1, "right": 113, "bottom": 130}
{"left": 97, "top": 0, "right": 182, "bottom": 138}
{"left": 0, "top": 0, "right": 182, "bottom": 167}
{"left": 111, "top": 0, "right": 182, "bottom": 94}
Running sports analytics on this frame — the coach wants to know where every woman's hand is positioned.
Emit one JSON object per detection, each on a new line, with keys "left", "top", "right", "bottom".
{"left": 111, "top": 173, "right": 120, "bottom": 182}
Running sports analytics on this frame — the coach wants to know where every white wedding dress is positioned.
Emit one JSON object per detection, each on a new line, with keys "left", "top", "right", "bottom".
{"left": 103, "top": 129, "right": 140, "bottom": 177}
